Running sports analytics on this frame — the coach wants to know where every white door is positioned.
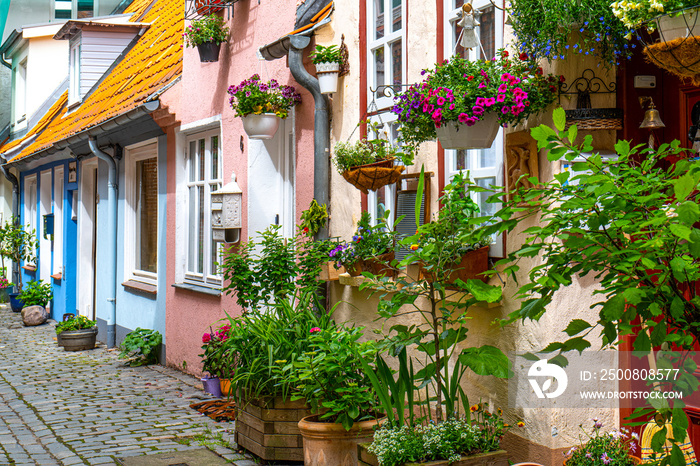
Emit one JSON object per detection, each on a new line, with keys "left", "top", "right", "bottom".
{"left": 78, "top": 160, "right": 97, "bottom": 320}
{"left": 247, "top": 115, "right": 295, "bottom": 242}
{"left": 39, "top": 170, "right": 52, "bottom": 285}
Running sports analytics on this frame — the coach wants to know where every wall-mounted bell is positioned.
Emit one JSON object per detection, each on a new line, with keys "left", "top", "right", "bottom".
{"left": 639, "top": 99, "right": 665, "bottom": 129}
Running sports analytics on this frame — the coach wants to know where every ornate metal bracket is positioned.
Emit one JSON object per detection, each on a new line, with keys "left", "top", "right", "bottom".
{"left": 185, "top": 0, "right": 239, "bottom": 21}
{"left": 558, "top": 68, "right": 617, "bottom": 104}
{"left": 339, "top": 34, "right": 350, "bottom": 77}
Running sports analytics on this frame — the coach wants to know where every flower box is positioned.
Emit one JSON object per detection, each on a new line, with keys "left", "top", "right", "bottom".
{"left": 436, "top": 113, "right": 500, "bottom": 150}
{"left": 420, "top": 246, "right": 490, "bottom": 286}
{"left": 346, "top": 252, "right": 396, "bottom": 278}
{"left": 235, "top": 396, "right": 312, "bottom": 462}
{"left": 358, "top": 443, "right": 509, "bottom": 466}
{"left": 242, "top": 113, "right": 281, "bottom": 139}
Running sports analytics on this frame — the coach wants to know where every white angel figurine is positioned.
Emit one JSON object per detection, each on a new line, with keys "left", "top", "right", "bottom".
{"left": 457, "top": 3, "right": 480, "bottom": 50}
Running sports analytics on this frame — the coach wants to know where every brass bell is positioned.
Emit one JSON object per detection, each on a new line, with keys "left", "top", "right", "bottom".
{"left": 639, "top": 100, "right": 666, "bottom": 129}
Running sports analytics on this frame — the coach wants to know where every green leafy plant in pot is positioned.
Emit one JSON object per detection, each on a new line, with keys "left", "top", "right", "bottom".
{"left": 18, "top": 279, "right": 52, "bottom": 308}
{"left": 2, "top": 218, "right": 37, "bottom": 311}
{"left": 183, "top": 14, "right": 230, "bottom": 62}
{"left": 118, "top": 328, "right": 162, "bottom": 367}
{"left": 310, "top": 44, "right": 344, "bottom": 94}
{"left": 55, "top": 315, "right": 97, "bottom": 351}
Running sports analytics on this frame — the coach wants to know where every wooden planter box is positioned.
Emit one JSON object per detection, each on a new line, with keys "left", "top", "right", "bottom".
{"left": 235, "top": 396, "right": 312, "bottom": 462}
{"left": 319, "top": 261, "right": 345, "bottom": 281}
{"left": 420, "top": 246, "right": 489, "bottom": 287}
{"left": 358, "top": 443, "right": 508, "bottom": 466}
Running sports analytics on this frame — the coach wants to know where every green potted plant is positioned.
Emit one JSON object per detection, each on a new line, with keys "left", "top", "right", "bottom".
{"left": 309, "top": 44, "right": 343, "bottom": 94}
{"left": 392, "top": 49, "right": 559, "bottom": 150}
{"left": 276, "top": 324, "right": 382, "bottom": 466}
{"left": 216, "top": 292, "right": 336, "bottom": 462}
{"left": 1, "top": 217, "right": 37, "bottom": 312}
{"left": 329, "top": 212, "right": 397, "bottom": 277}
{"left": 55, "top": 315, "right": 97, "bottom": 351}
{"left": 118, "top": 328, "right": 162, "bottom": 367}
{"left": 18, "top": 279, "right": 52, "bottom": 308}
{"left": 199, "top": 322, "right": 230, "bottom": 396}
{"left": 508, "top": 0, "right": 633, "bottom": 66}
{"left": 333, "top": 138, "right": 412, "bottom": 193}
{"left": 563, "top": 419, "right": 639, "bottom": 465}
{"left": 183, "top": 14, "right": 230, "bottom": 62}
{"left": 227, "top": 74, "right": 301, "bottom": 139}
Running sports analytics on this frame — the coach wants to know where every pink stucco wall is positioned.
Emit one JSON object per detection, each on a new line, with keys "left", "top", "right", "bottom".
{"left": 162, "top": 3, "right": 316, "bottom": 375}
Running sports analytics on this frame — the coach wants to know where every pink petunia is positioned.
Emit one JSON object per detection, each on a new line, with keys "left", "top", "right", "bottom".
{"left": 465, "top": 116, "right": 478, "bottom": 126}
{"left": 498, "top": 83, "right": 508, "bottom": 93}
{"left": 458, "top": 113, "right": 470, "bottom": 123}
{"left": 310, "top": 327, "right": 321, "bottom": 333}
{"left": 501, "top": 106, "right": 511, "bottom": 114}
{"left": 501, "top": 73, "right": 511, "bottom": 82}
{"left": 423, "top": 103, "right": 430, "bottom": 113}
{"left": 472, "top": 105, "right": 485, "bottom": 116}
{"left": 437, "top": 96, "right": 446, "bottom": 106}
{"left": 496, "top": 94, "right": 506, "bottom": 103}
{"left": 449, "top": 104, "right": 456, "bottom": 110}
{"left": 478, "top": 81, "right": 487, "bottom": 89}
{"left": 475, "top": 97, "right": 487, "bottom": 107}
{"left": 485, "top": 97, "right": 496, "bottom": 106}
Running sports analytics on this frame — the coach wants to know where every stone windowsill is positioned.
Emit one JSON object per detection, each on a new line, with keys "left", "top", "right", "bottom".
{"left": 122, "top": 280, "right": 157, "bottom": 295}
{"left": 171, "top": 282, "right": 222, "bottom": 297}
{"left": 337, "top": 268, "right": 505, "bottom": 308}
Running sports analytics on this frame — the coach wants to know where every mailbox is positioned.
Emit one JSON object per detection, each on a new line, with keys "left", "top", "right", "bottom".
{"left": 211, "top": 172, "right": 242, "bottom": 243}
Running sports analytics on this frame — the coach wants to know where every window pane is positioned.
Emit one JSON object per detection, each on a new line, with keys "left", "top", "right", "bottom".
{"left": 476, "top": 177, "right": 498, "bottom": 217}
{"left": 135, "top": 158, "right": 158, "bottom": 273}
{"left": 188, "top": 141, "right": 196, "bottom": 182}
{"left": 198, "top": 139, "right": 205, "bottom": 182}
{"left": 375, "top": 187, "right": 388, "bottom": 221}
{"left": 55, "top": 0, "right": 71, "bottom": 18}
{"left": 478, "top": 146, "right": 497, "bottom": 169}
{"left": 454, "top": 0, "right": 464, "bottom": 8}
{"left": 391, "top": 0, "right": 402, "bottom": 32}
{"left": 211, "top": 135, "right": 219, "bottom": 180}
{"left": 374, "top": 0, "right": 384, "bottom": 39}
{"left": 479, "top": 6, "right": 495, "bottom": 60}
{"left": 77, "top": 0, "right": 93, "bottom": 18}
{"left": 374, "top": 47, "right": 384, "bottom": 97}
{"left": 188, "top": 186, "right": 196, "bottom": 272}
{"left": 198, "top": 185, "right": 204, "bottom": 274}
{"left": 391, "top": 40, "right": 402, "bottom": 86}
{"left": 455, "top": 150, "right": 468, "bottom": 171}
{"left": 211, "top": 240, "right": 220, "bottom": 276}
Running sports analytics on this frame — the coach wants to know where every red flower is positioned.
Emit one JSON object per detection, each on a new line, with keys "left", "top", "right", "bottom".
{"left": 559, "top": 75, "right": 566, "bottom": 83}
{"left": 502, "top": 50, "right": 509, "bottom": 57}
{"left": 467, "top": 76, "right": 474, "bottom": 81}
{"left": 303, "top": 226, "right": 309, "bottom": 234}
{"left": 536, "top": 67, "right": 543, "bottom": 75}
{"left": 202, "top": 333, "right": 211, "bottom": 344}
{"left": 519, "top": 52, "right": 528, "bottom": 61}
{"left": 549, "top": 85, "right": 557, "bottom": 93}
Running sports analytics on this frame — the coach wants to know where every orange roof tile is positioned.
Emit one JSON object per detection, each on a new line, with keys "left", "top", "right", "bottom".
{"left": 0, "top": 92, "right": 68, "bottom": 158}
{"left": 2, "top": 0, "right": 182, "bottom": 162}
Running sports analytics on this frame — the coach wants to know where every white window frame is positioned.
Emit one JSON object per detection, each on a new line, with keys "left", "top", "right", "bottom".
{"left": 68, "top": 38, "right": 81, "bottom": 104}
{"left": 53, "top": 0, "right": 96, "bottom": 19}
{"left": 124, "top": 140, "right": 159, "bottom": 286}
{"left": 443, "top": 0, "right": 505, "bottom": 257}
{"left": 184, "top": 129, "right": 223, "bottom": 288}
{"left": 23, "top": 174, "right": 37, "bottom": 266}
{"left": 367, "top": 0, "right": 407, "bottom": 111}
{"left": 53, "top": 167, "right": 64, "bottom": 276}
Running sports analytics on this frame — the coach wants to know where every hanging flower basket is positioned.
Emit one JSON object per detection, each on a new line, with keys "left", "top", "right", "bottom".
{"left": 196, "top": 42, "right": 221, "bottom": 62}
{"left": 436, "top": 113, "right": 500, "bottom": 150}
{"left": 341, "top": 159, "right": 405, "bottom": 194}
{"left": 315, "top": 62, "right": 341, "bottom": 94}
{"left": 644, "top": 36, "right": 700, "bottom": 85}
{"left": 242, "top": 113, "right": 281, "bottom": 139}
{"left": 656, "top": 8, "right": 700, "bottom": 42}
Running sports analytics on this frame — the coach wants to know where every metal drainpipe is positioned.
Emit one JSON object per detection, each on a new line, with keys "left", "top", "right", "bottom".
{"left": 0, "top": 165, "right": 19, "bottom": 286}
{"left": 88, "top": 137, "right": 117, "bottom": 348}
{"left": 288, "top": 35, "right": 330, "bottom": 241}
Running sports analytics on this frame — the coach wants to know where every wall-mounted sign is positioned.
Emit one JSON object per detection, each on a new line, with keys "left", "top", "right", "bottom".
{"left": 68, "top": 161, "right": 77, "bottom": 183}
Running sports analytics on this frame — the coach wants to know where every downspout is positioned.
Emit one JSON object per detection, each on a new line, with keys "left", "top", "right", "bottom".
{"left": 288, "top": 35, "right": 330, "bottom": 241}
{"left": 0, "top": 165, "right": 19, "bottom": 285}
{"left": 88, "top": 137, "right": 117, "bottom": 348}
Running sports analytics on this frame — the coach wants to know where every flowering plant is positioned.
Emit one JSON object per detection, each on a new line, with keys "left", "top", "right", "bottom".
{"left": 392, "top": 50, "right": 559, "bottom": 146}
{"left": 611, "top": 0, "right": 696, "bottom": 30}
{"left": 0, "top": 277, "right": 13, "bottom": 290}
{"left": 329, "top": 212, "right": 395, "bottom": 269}
{"left": 367, "top": 404, "right": 516, "bottom": 466}
{"left": 565, "top": 419, "right": 638, "bottom": 465}
{"left": 199, "top": 323, "right": 231, "bottom": 377}
{"left": 227, "top": 74, "right": 301, "bottom": 119}
{"left": 507, "top": 0, "right": 634, "bottom": 65}
{"left": 183, "top": 14, "right": 229, "bottom": 47}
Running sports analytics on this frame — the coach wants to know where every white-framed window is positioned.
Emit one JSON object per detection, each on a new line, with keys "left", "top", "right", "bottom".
{"left": 368, "top": 0, "right": 406, "bottom": 110}
{"left": 55, "top": 0, "right": 94, "bottom": 19}
{"left": 69, "top": 39, "right": 81, "bottom": 104}
{"left": 13, "top": 57, "right": 27, "bottom": 130}
{"left": 23, "top": 174, "right": 37, "bottom": 266}
{"left": 444, "top": 0, "right": 505, "bottom": 257}
{"left": 124, "top": 140, "right": 159, "bottom": 285}
{"left": 185, "top": 130, "right": 223, "bottom": 287}
{"left": 53, "top": 167, "right": 64, "bottom": 276}
{"left": 367, "top": 113, "right": 401, "bottom": 225}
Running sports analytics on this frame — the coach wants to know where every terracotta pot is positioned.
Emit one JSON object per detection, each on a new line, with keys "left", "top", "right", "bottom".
{"left": 436, "top": 112, "right": 500, "bottom": 150}
{"left": 220, "top": 378, "right": 231, "bottom": 396}
{"left": 196, "top": 42, "right": 221, "bottom": 62}
{"left": 345, "top": 252, "right": 396, "bottom": 278}
{"left": 298, "top": 414, "right": 382, "bottom": 466}
{"left": 242, "top": 113, "right": 281, "bottom": 139}
{"left": 421, "top": 246, "right": 489, "bottom": 286}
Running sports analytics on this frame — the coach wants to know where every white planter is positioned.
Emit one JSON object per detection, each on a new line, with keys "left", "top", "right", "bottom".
{"left": 242, "top": 113, "right": 281, "bottom": 139}
{"left": 436, "top": 113, "right": 500, "bottom": 150}
{"left": 657, "top": 8, "right": 699, "bottom": 42}
{"left": 315, "top": 62, "right": 341, "bottom": 94}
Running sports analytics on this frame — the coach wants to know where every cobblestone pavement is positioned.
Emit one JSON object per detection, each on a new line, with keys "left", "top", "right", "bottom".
{"left": 0, "top": 305, "right": 257, "bottom": 466}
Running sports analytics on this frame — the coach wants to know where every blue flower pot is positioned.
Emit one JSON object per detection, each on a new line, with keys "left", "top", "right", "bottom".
{"left": 8, "top": 293, "right": 23, "bottom": 313}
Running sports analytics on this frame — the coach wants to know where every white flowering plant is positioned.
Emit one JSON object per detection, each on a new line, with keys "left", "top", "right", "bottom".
{"left": 367, "top": 404, "right": 516, "bottom": 466}
{"left": 611, "top": 0, "right": 696, "bottom": 31}
{"left": 565, "top": 419, "right": 638, "bottom": 466}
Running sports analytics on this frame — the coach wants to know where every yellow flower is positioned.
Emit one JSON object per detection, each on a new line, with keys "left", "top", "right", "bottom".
{"left": 265, "top": 102, "right": 272, "bottom": 110}
{"left": 470, "top": 404, "right": 480, "bottom": 412}
{"left": 410, "top": 244, "right": 419, "bottom": 251}
{"left": 253, "top": 105, "right": 263, "bottom": 114}
{"left": 517, "top": 421, "right": 525, "bottom": 427}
